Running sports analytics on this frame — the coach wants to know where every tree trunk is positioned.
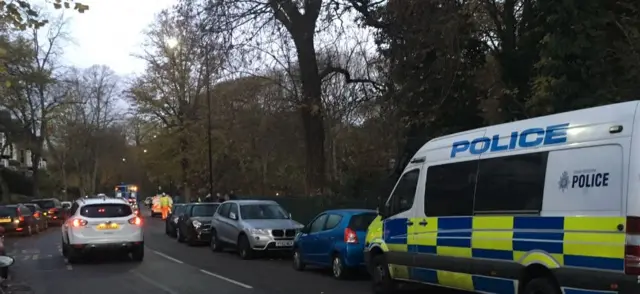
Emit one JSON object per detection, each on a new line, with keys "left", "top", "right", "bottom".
{"left": 30, "top": 150, "right": 41, "bottom": 197}
{"left": 179, "top": 135, "right": 191, "bottom": 199}
{"left": 294, "top": 33, "right": 326, "bottom": 195}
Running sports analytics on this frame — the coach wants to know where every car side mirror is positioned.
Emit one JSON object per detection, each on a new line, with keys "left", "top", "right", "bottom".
{"left": 300, "top": 226, "right": 309, "bottom": 234}
{"left": 288, "top": 213, "right": 292, "bottom": 219}
{"left": 229, "top": 212, "right": 237, "bottom": 220}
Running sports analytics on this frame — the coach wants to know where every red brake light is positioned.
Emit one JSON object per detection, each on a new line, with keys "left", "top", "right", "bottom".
{"left": 33, "top": 212, "right": 39, "bottom": 218}
{"left": 128, "top": 216, "right": 142, "bottom": 226}
{"left": 71, "top": 218, "right": 88, "bottom": 227}
{"left": 344, "top": 228, "right": 358, "bottom": 244}
{"left": 625, "top": 217, "right": 640, "bottom": 275}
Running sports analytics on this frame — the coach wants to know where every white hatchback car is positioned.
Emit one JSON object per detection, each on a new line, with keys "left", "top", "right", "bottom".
{"left": 61, "top": 196, "right": 143, "bottom": 263}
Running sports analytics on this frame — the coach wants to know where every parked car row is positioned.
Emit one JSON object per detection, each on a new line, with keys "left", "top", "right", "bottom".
{"left": 0, "top": 198, "right": 67, "bottom": 236}
{"left": 165, "top": 199, "right": 377, "bottom": 280}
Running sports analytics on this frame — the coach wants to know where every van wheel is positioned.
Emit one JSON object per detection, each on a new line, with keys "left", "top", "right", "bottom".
{"left": 371, "top": 254, "right": 396, "bottom": 294}
{"left": 522, "top": 277, "right": 561, "bottom": 294}
{"left": 237, "top": 235, "right": 254, "bottom": 260}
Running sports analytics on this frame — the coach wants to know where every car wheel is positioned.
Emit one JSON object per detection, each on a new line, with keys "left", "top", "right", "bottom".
{"left": 371, "top": 254, "right": 396, "bottom": 294}
{"left": 62, "top": 242, "right": 68, "bottom": 258}
{"left": 66, "top": 247, "right": 81, "bottom": 264}
{"left": 292, "top": 248, "right": 305, "bottom": 271}
{"left": 0, "top": 265, "right": 8, "bottom": 280}
{"left": 35, "top": 224, "right": 40, "bottom": 234}
{"left": 131, "top": 246, "right": 144, "bottom": 262}
{"left": 237, "top": 235, "right": 254, "bottom": 260}
{"left": 332, "top": 254, "right": 349, "bottom": 279}
{"left": 24, "top": 225, "right": 32, "bottom": 237}
{"left": 210, "top": 230, "right": 223, "bottom": 252}
{"left": 176, "top": 228, "right": 184, "bottom": 243}
{"left": 522, "top": 277, "right": 561, "bottom": 294}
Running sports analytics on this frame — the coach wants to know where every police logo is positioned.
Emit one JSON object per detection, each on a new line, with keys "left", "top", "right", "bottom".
{"left": 558, "top": 171, "right": 570, "bottom": 192}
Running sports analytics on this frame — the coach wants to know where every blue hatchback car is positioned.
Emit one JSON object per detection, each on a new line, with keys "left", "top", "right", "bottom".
{"left": 292, "top": 209, "right": 377, "bottom": 279}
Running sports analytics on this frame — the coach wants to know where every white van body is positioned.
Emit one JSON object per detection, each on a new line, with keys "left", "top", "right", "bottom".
{"left": 365, "top": 101, "right": 640, "bottom": 294}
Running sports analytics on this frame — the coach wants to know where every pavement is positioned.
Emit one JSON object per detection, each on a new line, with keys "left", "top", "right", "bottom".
{"left": 2, "top": 206, "right": 378, "bottom": 294}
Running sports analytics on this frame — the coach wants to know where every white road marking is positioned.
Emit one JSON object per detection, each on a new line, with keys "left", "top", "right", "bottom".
{"left": 32, "top": 254, "right": 38, "bottom": 260}
{"left": 151, "top": 250, "right": 183, "bottom": 264}
{"left": 131, "top": 270, "right": 179, "bottom": 294}
{"left": 21, "top": 256, "right": 30, "bottom": 261}
{"left": 199, "top": 269, "right": 253, "bottom": 289}
{"left": 66, "top": 264, "right": 72, "bottom": 270}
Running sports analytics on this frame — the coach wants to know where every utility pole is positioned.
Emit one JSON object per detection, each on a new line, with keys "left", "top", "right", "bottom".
{"left": 205, "top": 43, "right": 214, "bottom": 198}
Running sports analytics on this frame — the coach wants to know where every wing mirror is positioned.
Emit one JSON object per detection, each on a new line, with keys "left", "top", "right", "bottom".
{"left": 229, "top": 212, "right": 237, "bottom": 220}
{"left": 0, "top": 256, "right": 14, "bottom": 267}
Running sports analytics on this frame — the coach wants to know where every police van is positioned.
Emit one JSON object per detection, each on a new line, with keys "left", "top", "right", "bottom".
{"left": 364, "top": 101, "right": 640, "bottom": 294}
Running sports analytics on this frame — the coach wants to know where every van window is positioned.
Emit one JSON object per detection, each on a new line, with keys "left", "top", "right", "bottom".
{"left": 474, "top": 152, "right": 548, "bottom": 214}
{"left": 542, "top": 145, "right": 622, "bottom": 213}
{"left": 424, "top": 160, "right": 477, "bottom": 216}
{"left": 386, "top": 169, "right": 420, "bottom": 216}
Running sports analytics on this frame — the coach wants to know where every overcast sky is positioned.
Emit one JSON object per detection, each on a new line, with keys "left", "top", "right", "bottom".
{"left": 55, "top": 0, "right": 177, "bottom": 76}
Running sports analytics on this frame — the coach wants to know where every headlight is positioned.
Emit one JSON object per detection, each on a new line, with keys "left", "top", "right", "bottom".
{"left": 192, "top": 220, "right": 202, "bottom": 229}
{"left": 249, "top": 228, "right": 270, "bottom": 235}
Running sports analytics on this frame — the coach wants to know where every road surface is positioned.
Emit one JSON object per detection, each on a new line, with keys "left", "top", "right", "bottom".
{"left": 5, "top": 207, "right": 378, "bottom": 294}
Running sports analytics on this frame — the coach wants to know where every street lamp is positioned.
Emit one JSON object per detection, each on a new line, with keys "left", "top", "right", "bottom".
{"left": 122, "top": 158, "right": 126, "bottom": 162}
{"left": 143, "top": 149, "right": 147, "bottom": 153}
{"left": 166, "top": 37, "right": 179, "bottom": 49}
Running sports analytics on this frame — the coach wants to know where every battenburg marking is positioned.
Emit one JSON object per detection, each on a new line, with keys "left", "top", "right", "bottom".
{"left": 450, "top": 123, "right": 569, "bottom": 158}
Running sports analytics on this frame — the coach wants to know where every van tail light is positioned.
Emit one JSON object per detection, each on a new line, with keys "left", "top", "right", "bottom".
{"left": 71, "top": 218, "right": 88, "bottom": 227}
{"left": 128, "top": 216, "right": 142, "bottom": 226}
{"left": 344, "top": 228, "right": 358, "bottom": 244}
{"left": 625, "top": 216, "right": 640, "bottom": 275}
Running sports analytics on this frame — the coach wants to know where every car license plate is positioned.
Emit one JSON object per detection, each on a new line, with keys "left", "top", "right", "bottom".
{"left": 275, "top": 240, "right": 293, "bottom": 247}
{"left": 96, "top": 223, "right": 119, "bottom": 230}
{"left": 0, "top": 218, "right": 10, "bottom": 223}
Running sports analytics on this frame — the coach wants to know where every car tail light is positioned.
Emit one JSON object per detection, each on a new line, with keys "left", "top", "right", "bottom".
{"left": 71, "top": 218, "right": 88, "bottom": 227}
{"left": 625, "top": 216, "right": 640, "bottom": 275}
{"left": 16, "top": 208, "right": 23, "bottom": 222}
{"left": 128, "top": 216, "right": 142, "bottom": 226}
{"left": 33, "top": 212, "right": 40, "bottom": 218}
{"left": 344, "top": 228, "right": 358, "bottom": 244}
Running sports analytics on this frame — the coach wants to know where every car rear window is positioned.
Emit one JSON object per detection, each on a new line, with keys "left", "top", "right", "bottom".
{"left": 192, "top": 204, "right": 219, "bottom": 217}
{"left": 348, "top": 213, "right": 377, "bottom": 231}
{"left": 80, "top": 204, "right": 132, "bottom": 218}
{"left": 0, "top": 207, "right": 16, "bottom": 217}
{"left": 32, "top": 200, "right": 55, "bottom": 209}
{"left": 24, "top": 205, "right": 37, "bottom": 212}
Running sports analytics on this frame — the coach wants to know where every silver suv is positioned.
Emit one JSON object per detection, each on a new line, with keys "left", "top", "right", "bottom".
{"left": 209, "top": 200, "right": 303, "bottom": 259}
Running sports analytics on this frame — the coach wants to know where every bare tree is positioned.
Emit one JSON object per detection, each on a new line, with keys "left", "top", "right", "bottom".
{"left": 0, "top": 14, "right": 71, "bottom": 196}
{"left": 200, "top": 0, "right": 380, "bottom": 194}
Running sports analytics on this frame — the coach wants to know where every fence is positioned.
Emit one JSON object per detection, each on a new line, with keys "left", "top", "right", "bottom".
{"left": 239, "top": 195, "right": 379, "bottom": 224}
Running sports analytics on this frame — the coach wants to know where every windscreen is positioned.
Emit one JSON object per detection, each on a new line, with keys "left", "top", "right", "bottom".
{"left": 0, "top": 207, "right": 16, "bottom": 217}
{"left": 240, "top": 204, "right": 288, "bottom": 220}
{"left": 80, "top": 204, "right": 132, "bottom": 218}
{"left": 192, "top": 204, "right": 219, "bottom": 217}
{"left": 31, "top": 200, "right": 55, "bottom": 209}
{"left": 348, "top": 213, "right": 378, "bottom": 231}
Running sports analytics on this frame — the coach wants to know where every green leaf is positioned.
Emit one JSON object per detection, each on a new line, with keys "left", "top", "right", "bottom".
{"left": 4, "top": 81, "right": 10, "bottom": 88}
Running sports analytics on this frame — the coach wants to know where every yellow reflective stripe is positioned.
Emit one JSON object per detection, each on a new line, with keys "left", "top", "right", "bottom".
{"left": 436, "top": 271, "right": 474, "bottom": 291}
{"left": 515, "top": 251, "right": 562, "bottom": 268}
{"left": 563, "top": 216, "right": 625, "bottom": 232}
{"left": 471, "top": 231, "right": 513, "bottom": 251}
{"left": 472, "top": 216, "right": 514, "bottom": 230}
{"left": 563, "top": 232, "right": 625, "bottom": 258}
{"left": 409, "top": 217, "right": 438, "bottom": 246}
{"left": 437, "top": 246, "right": 472, "bottom": 258}
{"left": 387, "top": 244, "right": 408, "bottom": 252}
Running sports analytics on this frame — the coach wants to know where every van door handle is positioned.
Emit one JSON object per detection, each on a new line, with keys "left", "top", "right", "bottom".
{"left": 406, "top": 220, "right": 414, "bottom": 226}
{"left": 419, "top": 221, "right": 428, "bottom": 226}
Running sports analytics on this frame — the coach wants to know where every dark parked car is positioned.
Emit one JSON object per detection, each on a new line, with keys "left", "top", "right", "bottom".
{"left": 0, "top": 204, "right": 39, "bottom": 236}
{"left": 293, "top": 209, "right": 377, "bottom": 279}
{"left": 175, "top": 203, "right": 220, "bottom": 245}
{"left": 165, "top": 203, "right": 186, "bottom": 238}
{"left": 22, "top": 203, "right": 48, "bottom": 231}
{"left": 30, "top": 198, "right": 64, "bottom": 225}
